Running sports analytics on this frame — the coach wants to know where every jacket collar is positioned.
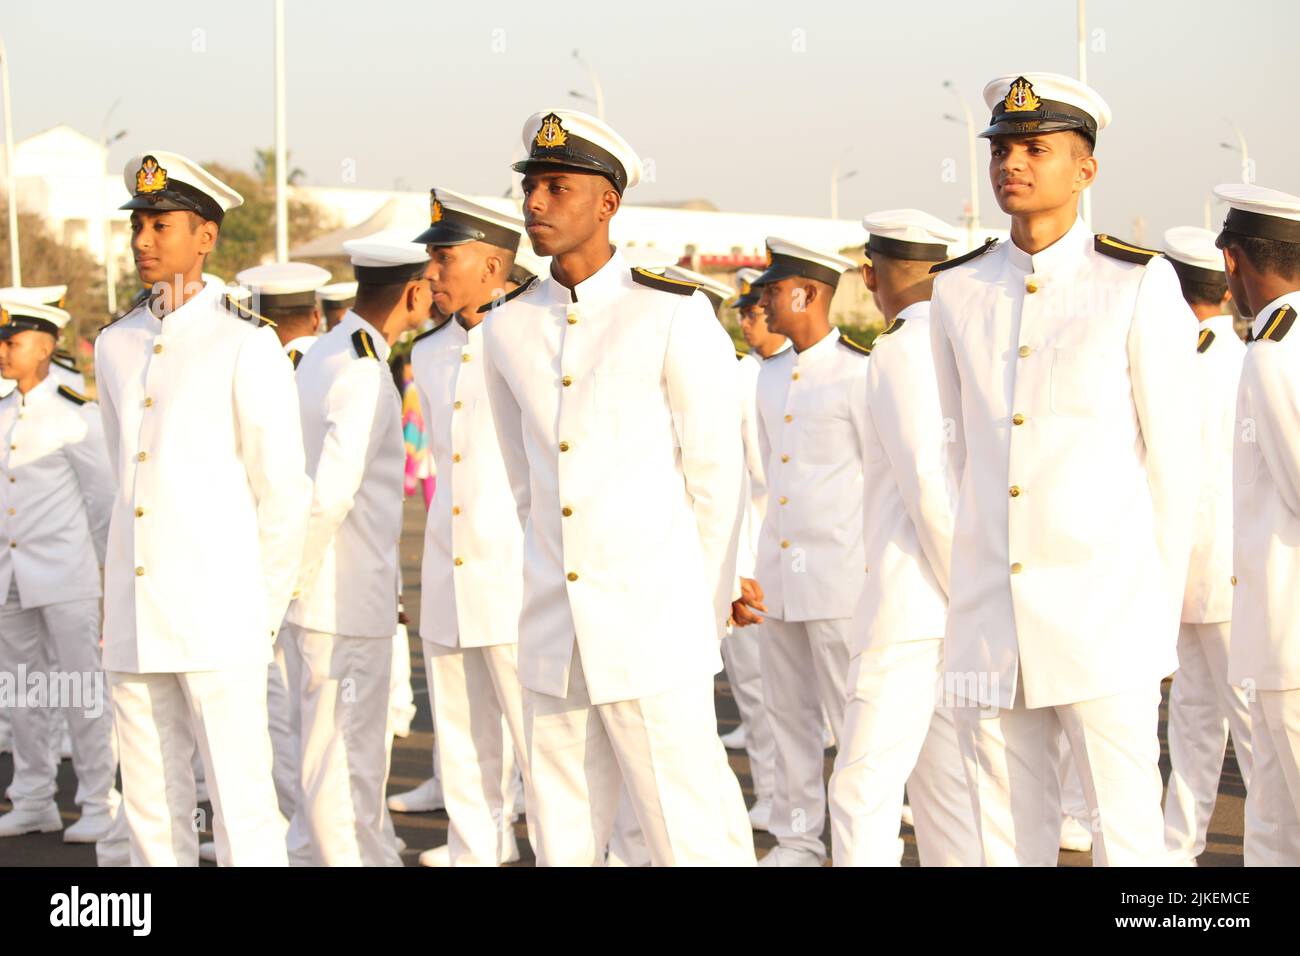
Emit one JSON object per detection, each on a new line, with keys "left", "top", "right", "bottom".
{"left": 16, "top": 373, "right": 58, "bottom": 408}
{"left": 793, "top": 326, "right": 841, "bottom": 364}
{"left": 1005, "top": 216, "right": 1092, "bottom": 276}
{"left": 153, "top": 277, "right": 225, "bottom": 338}
{"left": 543, "top": 247, "right": 630, "bottom": 312}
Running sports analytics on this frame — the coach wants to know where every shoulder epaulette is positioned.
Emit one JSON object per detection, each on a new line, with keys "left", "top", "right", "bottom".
{"left": 287, "top": 348, "right": 303, "bottom": 369}
{"left": 629, "top": 268, "right": 698, "bottom": 296}
{"left": 838, "top": 335, "right": 871, "bottom": 356}
{"left": 52, "top": 349, "right": 79, "bottom": 373}
{"left": 224, "top": 294, "right": 276, "bottom": 328}
{"left": 735, "top": 347, "right": 748, "bottom": 361}
{"left": 98, "top": 288, "right": 151, "bottom": 332}
{"left": 930, "top": 237, "right": 999, "bottom": 274}
{"left": 352, "top": 328, "right": 380, "bottom": 360}
{"left": 1094, "top": 234, "right": 1158, "bottom": 265}
{"left": 57, "top": 384, "right": 90, "bottom": 406}
{"left": 879, "top": 317, "right": 905, "bottom": 337}
{"left": 476, "top": 276, "right": 539, "bottom": 314}
{"left": 412, "top": 317, "right": 454, "bottom": 344}
{"left": 1196, "top": 328, "right": 1215, "bottom": 354}
{"left": 1259, "top": 304, "right": 1297, "bottom": 343}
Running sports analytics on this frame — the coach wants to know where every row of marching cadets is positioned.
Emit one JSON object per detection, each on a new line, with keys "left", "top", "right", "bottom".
{"left": 3, "top": 68, "right": 1300, "bottom": 868}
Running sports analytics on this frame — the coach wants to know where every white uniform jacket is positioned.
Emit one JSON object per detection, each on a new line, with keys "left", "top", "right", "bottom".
{"left": 94, "top": 280, "right": 311, "bottom": 672}
{"left": 411, "top": 317, "right": 523, "bottom": 649}
{"left": 852, "top": 302, "right": 958, "bottom": 656}
{"left": 754, "top": 328, "right": 869, "bottom": 623}
{"left": 1230, "top": 292, "right": 1300, "bottom": 692}
{"left": 0, "top": 375, "right": 112, "bottom": 608}
{"left": 288, "top": 311, "right": 403, "bottom": 639}
{"left": 929, "top": 220, "right": 1200, "bottom": 708}
{"left": 1183, "top": 313, "right": 1244, "bottom": 624}
{"left": 481, "top": 251, "right": 745, "bottom": 705}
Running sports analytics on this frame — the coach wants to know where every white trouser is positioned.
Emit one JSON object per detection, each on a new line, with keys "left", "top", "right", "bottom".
{"left": 523, "top": 647, "right": 754, "bottom": 866}
{"left": 424, "top": 639, "right": 533, "bottom": 865}
{"left": 267, "top": 632, "right": 297, "bottom": 821}
{"left": 389, "top": 621, "right": 417, "bottom": 736}
{"left": 290, "top": 624, "right": 393, "bottom": 867}
{"left": 1058, "top": 731, "right": 1089, "bottom": 826}
{"left": 1244, "top": 689, "right": 1300, "bottom": 865}
{"left": 761, "top": 617, "right": 850, "bottom": 858}
{"left": 721, "top": 624, "right": 775, "bottom": 800}
{"left": 829, "top": 639, "right": 979, "bottom": 866}
{"left": 109, "top": 666, "right": 286, "bottom": 866}
{"left": 956, "top": 681, "right": 1166, "bottom": 866}
{"left": 0, "top": 592, "right": 115, "bottom": 815}
{"left": 1164, "top": 620, "right": 1257, "bottom": 862}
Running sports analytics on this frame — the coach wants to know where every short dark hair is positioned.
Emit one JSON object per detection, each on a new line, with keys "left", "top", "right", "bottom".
{"left": 1069, "top": 130, "right": 1094, "bottom": 158}
{"left": 1218, "top": 233, "right": 1300, "bottom": 280}
{"left": 1169, "top": 261, "right": 1228, "bottom": 308}
{"left": 262, "top": 304, "right": 317, "bottom": 328}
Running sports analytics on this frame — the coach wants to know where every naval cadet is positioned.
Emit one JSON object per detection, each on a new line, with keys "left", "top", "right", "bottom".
{"left": 480, "top": 108, "right": 753, "bottom": 866}
{"left": 1218, "top": 183, "right": 1300, "bottom": 865}
{"left": 929, "top": 74, "right": 1200, "bottom": 866}
{"left": 94, "top": 150, "right": 312, "bottom": 866}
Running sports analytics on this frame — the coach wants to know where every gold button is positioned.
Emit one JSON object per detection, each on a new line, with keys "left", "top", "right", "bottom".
{"left": 780, "top": 540, "right": 790, "bottom": 549}
{"left": 5, "top": 508, "right": 12, "bottom": 516}
{"left": 1012, "top": 413, "right": 1025, "bottom": 426}
{"left": 1010, "top": 562, "right": 1023, "bottom": 574}
{"left": 792, "top": 372, "right": 800, "bottom": 381}
{"left": 144, "top": 397, "right": 153, "bottom": 408}
{"left": 137, "top": 452, "right": 148, "bottom": 462}
{"left": 135, "top": 566, "right": 145, "bottom": 576}
{"left": 8, "top": 444, "right": 14, "bottom": 450}
{"left": 153, "top": 343, "right": 163, "bottom": 354}
{"left": 8, "top": 541, "right": 14, "bottom": 549}
{"left": 454, "top": 558, "right": 464, "bottom": 567}
{"left": 462, "top": 353, "right": 471, "bottom": 363}
{"left": 559, "top": 441, "right": 570, "bottom": 452}
{"left": 453, "top": 400, "right": 462, "bottom": 410}
{"left": 452, "top": 453, "right": 461, "bottom": 463}
{"left": 562, "top": 506, "right": 573, "bottom": 517}
{"left": 135, "top": 507, "right": 145, "bottom": 518}
{"left": 1026, "top": 281, "right": 1039, "bottom": 294}
{"left": 1009, "top": 486, "right": 1021, "bottom": 498}
{"left": 566, "top": 572, "right": 579, "bottom": 582}
{"left": 291, "top": 589, "right": 301, "bottom": 600}
{"left": 561, "top": 375, "right": 573, "bottom": 387}
{"left": 1231, "top": 575, "right": 1238, "bottom": 586}
{"left": 784, "top": 414, "right": 793, "bottom": 423}
{"left": 1018, "top": 345, "right": 1032, "bottom": 358}
{"left": 7, "top": 477, "right": 12, "bottom": 483}
{"left": 778, "top": 496, "right": 788, "bottom": 505}
{"left": 780, "top": 454, "right": 790, "bottom": 463}
{"left": 451, "top": 506, "right": 460, "bottom": 516}
{"left": 566, "top": 315, "right": 578, "bottom": 325}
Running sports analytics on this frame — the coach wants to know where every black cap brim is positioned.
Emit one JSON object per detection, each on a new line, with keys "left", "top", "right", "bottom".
{"left": 978, "top": 117, "right": 1090, "bottom": 140}
{"left": 413, "top": 223, "right": 478, "bottom": 247}
{"left": 512, "top": 158, "right": 623, "bottom": 193}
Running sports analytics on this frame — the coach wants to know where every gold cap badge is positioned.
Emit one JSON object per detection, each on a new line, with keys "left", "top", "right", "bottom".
{"left": 135, "top": 155, "right": 168, "bottom": 194}
{"left": 740, "top": 280, "right": 751, "bottom": 295}
{"left": 0, "top": 308, "right": 9, "bottom": 327}
{"left": 535, "top": 112, "right": 568, "bottom": 150}
{"left": 430, "top": 192, "right": 444, "bottom": 224}
{"left": 764, "top": 246, "right": 773, "bottom": 268}
{"left": 1003, "top": 76, "right": 1042, "bottom": 113}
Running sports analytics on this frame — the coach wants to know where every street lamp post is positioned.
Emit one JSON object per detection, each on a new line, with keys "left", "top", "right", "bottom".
{"left": 273, "top": 0, "right": 289, "bottom": 262}
{"left": 0, "top": 34, "right": 20, "bottom": 285}
{"left": 101, "top": 100, "right": 126, "bottom": 315}
{"left": 571, "top": 50, "right": 605, "bottom": 120}
{"left": 1220, "top": 122, "right": 1251, "bottom": 184}
{"left": 830, "top": 162, "right": 856, "bottom": 220}
{"left": 942, "top": 80, "right": 980, "bottom": 248}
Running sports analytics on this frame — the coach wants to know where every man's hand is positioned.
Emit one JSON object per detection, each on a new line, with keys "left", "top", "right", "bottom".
{"left": 730, "top": 577, "right": 767, "bottom": 627}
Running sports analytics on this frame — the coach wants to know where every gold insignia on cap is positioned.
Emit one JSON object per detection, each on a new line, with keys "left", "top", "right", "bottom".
{"left": 740, "top": 280, "right": 751, "bottom": 295}
{"left": 135, "top": 155, "right": 168, "bottom": 194}
{"left": 535, "top": 112, "right": 569, "bottom": 150}
{"left": 0, "top": 308, "right": 9, "bottom": 327}
{"left": 1003, "top": 76, "right": 1042, "bottom": 113}
{"left": 430, "top": 192, "right": 444, "bottom": 224}
{"left": 764, "top": 246, "right": 772, "bottom": 268}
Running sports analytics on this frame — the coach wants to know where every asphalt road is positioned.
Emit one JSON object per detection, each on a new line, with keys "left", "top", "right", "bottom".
{"left": 0, "top": 497, "right": 1246, "bottom": 866}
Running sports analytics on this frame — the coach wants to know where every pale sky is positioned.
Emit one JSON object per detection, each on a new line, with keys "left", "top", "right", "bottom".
{"left": 3, "top": 0, "right": 1296, "bottom": 242}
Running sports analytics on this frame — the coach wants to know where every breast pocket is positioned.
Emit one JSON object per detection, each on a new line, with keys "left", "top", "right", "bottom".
{"left": 1050, "top": 346, "right": 1129, "bottom": 418}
